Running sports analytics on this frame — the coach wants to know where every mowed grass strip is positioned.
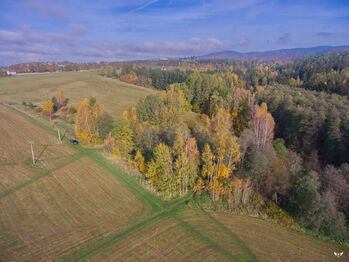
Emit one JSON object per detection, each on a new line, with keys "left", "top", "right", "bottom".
{"left": 0, "top": 72, "right": 153, "bottom": 116}
{"left": 0, "top": 156, "right": 150, "bottom": 261}
{"left": 211, "top": 212, "right": 349, "bottom": 262}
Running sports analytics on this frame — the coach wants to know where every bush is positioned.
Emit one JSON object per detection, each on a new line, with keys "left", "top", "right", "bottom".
{"left": 68, "top": 106, "right": 77, "bottom": 114}
{"left": 264, "top": 201, "right": 297, "bottom": 227}
{"left": 96, "top": 112, "right": 114, "bottom": 139}
{"left": 66, "top": 115, "right": 75, "bottom": 124}
{"left": 249, "top": 193, "right": 264, "bottom": 210}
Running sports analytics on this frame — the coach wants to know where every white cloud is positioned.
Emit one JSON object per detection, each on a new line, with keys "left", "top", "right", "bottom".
{"left": 0, "top": 32, "right": 228, "bottom": 65}
{"left": 77, "top": 38, "right": 228, "bottom": 60}
{"left": 20, "top": 1, "right": 68, "bottom": 19}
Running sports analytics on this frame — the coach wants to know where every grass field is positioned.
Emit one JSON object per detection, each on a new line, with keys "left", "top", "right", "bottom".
{"left": 0, "top": 73, "right": 348, "bottom": 261}
{"left": 0, "top": 104, "right": 153, "bottom": 261}
{"left": 73, "top": 206, "right": 349, "bottom": 262}
{"left": 211, "top": 212, "right": 349, "bottom": 262}
{"left": 0, "top": 72, "right": 153, "bottom": 117}
{"left": 81, "top": 207, "right": 257, "bottom": 262}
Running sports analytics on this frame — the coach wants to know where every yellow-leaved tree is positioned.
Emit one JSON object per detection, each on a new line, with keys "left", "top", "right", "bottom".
{"left": 199, "top": 108, "right": 241, "bottom": 201}
{"left": 120, "top": 71, "right": 138, "bottom": 84}
{"left": 253, "top": 102, "right": 275, "bottom": 149}
{"left": 135, "top": 150, "right": 146, "bottom": 173}
{"left": 54, "top": 88, "right": 66, "bottom": 105}
{"left": 75, "top": 98, "right": 103, "bottom": 145}
{"left": 146, "top": 143, "right": 174, "bottom": 196}
{"left": 43, "top": 100, "right": 54, "bottom": 120}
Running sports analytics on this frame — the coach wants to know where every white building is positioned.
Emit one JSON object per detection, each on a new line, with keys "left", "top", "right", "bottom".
{"left": 6, "top": 71, "right": 17, "bottom": 76}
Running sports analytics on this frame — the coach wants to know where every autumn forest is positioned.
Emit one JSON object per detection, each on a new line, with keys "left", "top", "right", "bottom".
{"left": 18, "top": 52, "right": 347, "bottom": 242}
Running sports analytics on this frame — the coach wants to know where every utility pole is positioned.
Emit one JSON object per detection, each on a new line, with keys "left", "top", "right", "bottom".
{"left": 57, "top": 127, "right": 61, "bottom": 142}
{"left": 28, "top": 141, "right": 35, "bottom": 165}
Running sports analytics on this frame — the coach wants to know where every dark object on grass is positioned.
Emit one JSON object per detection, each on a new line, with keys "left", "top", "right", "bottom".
{"left": 70, "top": 139, "right": 79, "bottom": 145}
{"left": 129, "top": 149, "right": 137, "bottom": 156}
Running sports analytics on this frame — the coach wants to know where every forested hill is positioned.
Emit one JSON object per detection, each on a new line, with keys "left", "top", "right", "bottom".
{"left": 200, "top": 46, "right": 349, "bottom": 61}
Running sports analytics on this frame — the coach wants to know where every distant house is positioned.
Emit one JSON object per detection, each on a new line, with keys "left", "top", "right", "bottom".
{"left": 6, "top": 71, "right": 17, "bottom": 76}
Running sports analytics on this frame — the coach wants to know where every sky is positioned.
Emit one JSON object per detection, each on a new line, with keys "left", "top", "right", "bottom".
{"left": 0, "top": 0, "right": 348, "bottom": 65}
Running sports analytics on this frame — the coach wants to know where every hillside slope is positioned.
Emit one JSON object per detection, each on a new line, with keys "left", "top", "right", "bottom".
{"left": 0, "top": 71, "right": 153, "bottom": 117}
{"left": 200, "top": 46, "right": 349, "bottom": 61}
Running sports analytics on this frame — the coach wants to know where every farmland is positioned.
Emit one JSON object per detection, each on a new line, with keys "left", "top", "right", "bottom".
{"left": 0, "top": 73, "right": 348, "bottom": 261}
{"left": 0, "top": 104, "right": 153, "bottom": 261}
{"left": 68, "top": 206, "right": 349, "bottom": 262}
{"left": 0, "top": 72, "right": 153, "bottom": 117}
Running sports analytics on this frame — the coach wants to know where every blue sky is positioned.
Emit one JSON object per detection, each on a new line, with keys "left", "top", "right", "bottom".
{"left": 0, "top": 0, "right": 348, "bottom": 65}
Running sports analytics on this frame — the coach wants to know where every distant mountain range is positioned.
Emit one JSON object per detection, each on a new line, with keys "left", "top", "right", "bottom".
{"left": 200, "top": 46, "right": 349, "bottom": 61}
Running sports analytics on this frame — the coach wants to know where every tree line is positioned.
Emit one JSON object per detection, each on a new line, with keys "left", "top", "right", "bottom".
{"left": 102, "top": 52, "right": 348, "bottom": 98}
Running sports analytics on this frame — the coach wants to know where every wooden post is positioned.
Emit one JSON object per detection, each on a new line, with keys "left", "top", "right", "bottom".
{"left": 274, "top": 192, "right": 278, "bottom": 204}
